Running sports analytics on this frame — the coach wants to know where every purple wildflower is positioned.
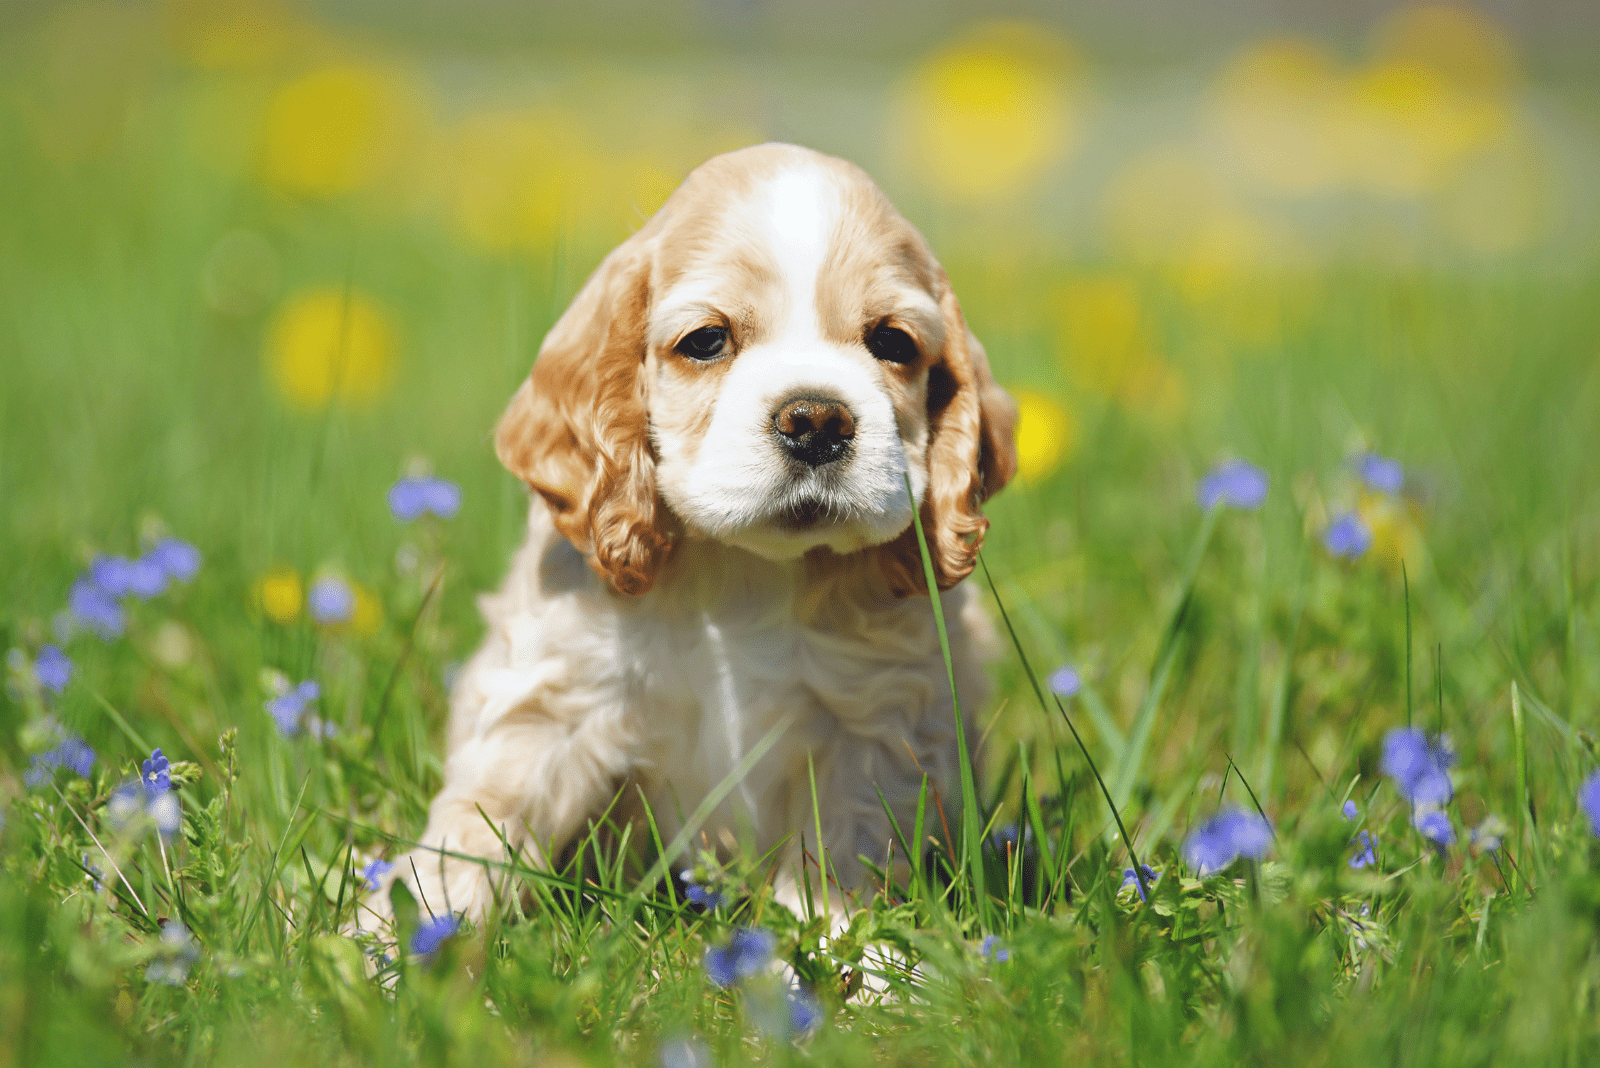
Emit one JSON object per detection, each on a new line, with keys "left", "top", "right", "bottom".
{"left": 1577, "top": 772, "right": 1600, "bottom": 838}
{"left": 1183, "top": 808, "right": 1274, "bottom": 875}
{"left": 68, "top": 576, "right": 124, "bottom": 640}
{"left": 786, "top": 988, "right": 823, "bottom": 1034}
{"left": 704, "top": 927, "right": 775, "bottom": 987}
{"left": 125, "top": 556, "right": 169, "bottom": 600}
{"left": 148, "top": 539, "right": 202, "bottom": 583}
{"left": 1381, "top": 728, "right": 1455, "bottom": 807}
{"left": 362, "top": 858, "right": 394, "bottom": 893}
{"left": 1414, "top": 809, "right": 1455, "bottom": 848}
{"left": 89, "top": 556, "right": 134, "bottom": 597}
{"left": 979, "top": 934, "right": 1010, "bottom": 962}
{"left": 678, "top": 870, "right": 726, "bottom": 908}
{"left": 25, "top": 729, "right": 96, "bottom": 786}
{"left": 1356, "top": 453, "right": 1404, "bottom": 495}
{"left": 1048, "top": 665, "right": 1081, "bottom": 698}
{"left": 1324, "top": 513, "right": 1373, "bottom": 559}
{"left": 1197, "top": 460, "right": 1269, "bottom": 510}
{"left": 146, "top": 921, "right": 200, "bottom": 986}
{"left": 141, "top": 749, "right": 172, "bottom": 796}
{"left": 307, "top": 576, "right": 355, "bottom": 625}
{"left": 266, "top": 679, "right": 320, "bottom": 737}
{"left": 1341, "top": 800, "right": 1359, "bottom": 821}
{"left": 1121, "top": 865, "right": 1161, "bottom": 901}
{"left": 410, "top": 914, "right": 460, "bottom": 956}
{"left": 1350, "top": 830, "right": 1377, "bottom": 869}
{"left": 34, "top": 644, "right": 73, "bottom": 694}
{"left": 388, "top": 477, "right": 461, "bottom": 523}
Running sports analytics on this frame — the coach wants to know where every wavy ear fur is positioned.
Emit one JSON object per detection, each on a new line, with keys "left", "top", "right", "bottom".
{"left": 494, "top": 243, "right": 675, "bottom": 595}
{"left": 880, "top": 282, "right": 1019, "bottom": 597}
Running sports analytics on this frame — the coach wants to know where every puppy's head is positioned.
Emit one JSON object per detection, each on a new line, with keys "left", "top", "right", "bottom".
{"left": 496, "top": 143, "right": 1017, "bottom": 596}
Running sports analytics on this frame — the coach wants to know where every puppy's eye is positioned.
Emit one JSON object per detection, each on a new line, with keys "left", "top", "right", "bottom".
{"left": 676, "top": 326, "right": 728, "bottom": 361}
{"left": 865, "top": 325, "right": 918, "bottom": 365}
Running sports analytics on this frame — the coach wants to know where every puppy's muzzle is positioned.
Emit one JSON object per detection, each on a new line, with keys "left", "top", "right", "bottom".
{"left": 771, "top": 395, "right": 855, "bottom": 468}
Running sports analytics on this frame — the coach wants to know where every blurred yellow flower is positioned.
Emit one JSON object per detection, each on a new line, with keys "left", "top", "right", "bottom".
{"left": 894, "top": 21, "right": 1079, "bottom": 203}
{"left": 256, "top": 567, "right": 302, "bottom": 623}
{"left": 266, "top": 288, "right": 396, "bottom": 408}
{"left": 1358, "top": 492, "right": 1428, "bottom": 574}
{"left": 352, "top": 586, "right": 383, "bottom": 636}
{"left": 1210, "top": 37, "right": 1345, "bottom": 195}
{"left": 443, "top": 110, "right": 595, "bottom": 251}
{"left": 262, "top": 63, "right": 423, "bottom": 197}
{"left": 1012, "top": 390, "right": 1075, "bottom": 482}
{"left": 1055, "top": 276, "right": 1186, "bottom": 422}
{"left": 1371, "top": 3, "right": 1517, "bottom": 92}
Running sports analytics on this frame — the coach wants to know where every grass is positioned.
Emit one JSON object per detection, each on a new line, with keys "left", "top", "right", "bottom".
{"left": 5, "top": 60, "right": 1600, "bottom": 1068}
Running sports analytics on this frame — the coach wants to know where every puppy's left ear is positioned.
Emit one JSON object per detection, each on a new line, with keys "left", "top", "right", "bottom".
{"left": 881, "top": 281, "right": 1018, "bottom": 596}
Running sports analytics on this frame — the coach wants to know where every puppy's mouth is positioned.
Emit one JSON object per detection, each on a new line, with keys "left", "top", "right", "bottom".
{"left": 775, "top": 498, "right": 835, "bottom": 531}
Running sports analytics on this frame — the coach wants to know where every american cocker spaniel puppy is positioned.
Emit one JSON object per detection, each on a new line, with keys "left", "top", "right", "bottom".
{"left": 375, "top": 142, "right": 1017, "bottom": 926}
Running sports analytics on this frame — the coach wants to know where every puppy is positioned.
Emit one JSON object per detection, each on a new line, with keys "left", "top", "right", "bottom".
{"left": 376, "top": 143, "right": 1016, "bottom": 927}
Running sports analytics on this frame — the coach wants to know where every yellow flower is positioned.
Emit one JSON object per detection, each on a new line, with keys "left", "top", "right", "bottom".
{"left": 265, "top": 288, "right": 396, "bottom": 408}
{"left": 351, "top": 585, "right": 383, "bottom": 637}
{"left": 1358, "top": 491, "right": 1428, "bottom": 574}
{"left": 256, "top": 567, "right": 302, "bottom": 624}
{"left": 1012, "top": 390, "right": 1075, "bottom": 482}
{"left": 261, "top": 64, "right": 422, "bottom": 197}
{"left": 894, "top": 21, "right": 1079, "bottom": 203}
{"left": 1055, "top": 276, "right": 1187, "bottom": 422}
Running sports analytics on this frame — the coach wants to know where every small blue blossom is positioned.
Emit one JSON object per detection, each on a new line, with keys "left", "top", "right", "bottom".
{"left": 25, "top": 728, "right": 96, "bottom": 786}
{"left": 979, "top": 934, "right": 1010, "bottom": 962}
{"left": 678, "top": 870, "right": 727, "bottom": 908}
{"left": 34, "top": 644, "right": 73, "bottom": 694}
{"left": 389, "top": 477, "right": 462, "bottom": 523}
{"left": 266, "top": 679, "right": 320, "bottom": 737}
{"left": 1577, "top": 772, "right": 1600, "bottom": 838}
{"left": 1356, "top": 453, "right": 1405, "bottom": 495}
{"left": 125, "top": 556, "right": 169, "bottom": 600}
{"left": 1349, "top": 830, "right": 1378, "bottom": 869}
{"left": 786, "top": 988, "right": 823, "bottom": 1034}
{"left": 1324, "top": 513, "right": 1373, "bottom": 559}
{"left": 148, "top": 539, "right": 202, "bottom": 583}
{"left": 1183, "top": 808, "right": 1273, "bottom": 876}
{"left": 108, "top": 779, "right": 181, "bottom": 839}
{"left": 410, "top": 914, "right": 460, "bottom": 956}
{"left": 1197, "top": 460, "right": 1269, "bottom": 510}
{"left": 142, "top": 748, "right": 172, "bottom": 797}
{"left": 146, "top": 921, "right": 200, "bottom": 986}
{"left": 83, "top": 853, "right": 105, "bottom": 892}
{"left": 1048, "top": 665, "right": 1081, "bottom": 698}
{"left": 362, "top": 858, "right": 395, "bottom": 893}
{"left": 1470, "top": 815, "right": 1508, "bottom": 853}
{"left": 1381, "top": 728, "right": 1455, "bottom": 807}
{"left": 1341, "top": 800, "right": 1359, "bottom": 821}
{"left": 704, "top": 927, "right": 775, "bottom": 987}
{"left": 308, "top": 576, "right": 355, "bottom": 625}
{"left": 68, "top": 576, "right": 124, "bottom": 640}
{"left": 90, "top": 555, "right": 135, "bottom": 597}
{"left": 1414, "top": 808, "right": 1455, "bottom": 848}
{"left": 1121, "top": 865, "right": 1161, "bottom": 901}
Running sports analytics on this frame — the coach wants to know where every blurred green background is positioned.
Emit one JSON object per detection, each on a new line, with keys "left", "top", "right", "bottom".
{"left": 3, "top": 0, "right": 1598, "bottom": 808}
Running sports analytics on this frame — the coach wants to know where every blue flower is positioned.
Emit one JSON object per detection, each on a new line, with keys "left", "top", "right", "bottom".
{"left": 410, "top": 913, "right": 460, "bottom": 956}
{"left": 125, "top": 556, "right": 169, "bottom": 600}
{"left": 979, "top": 934, "right": 1010, "bottom": 962}
{"left": 1349, "top": 830, "right": 1377, "bottom": 869}
{"left": 389, "top": 477, "right": 462, "bottom": 522}
{"left": 1048, "top": 665, "right": 1081, "bottom": 697}
{"left": 266, "top": 679, "right": 320, "bottom": 737}
{"left": 148, "top": 539, "right": 202, "bottom": 583}
{"left": 1355, "top": 453, "right": 1404, "bottom": 495}
{"left": 34, "top": 644, "right": 73, "bottom": 694}
{"left": 678, "top": 870, "right": 727, "bottom": 908}
{"left": 1341, "top": 800, "right": 1359, "bottom": 821}
{"left": 1324, "top": 513, "right": 1372, "bottom": 559}
{"left": 146, "top": 921, "right": 200, "bottom": 986}
{"left": 308, "top": 576, "right": 355, "bottom": 625}
{"left": 1121, "top": 865, "right": 1161, "bottom": 901}
{"left": 1414, "top": 809, "right": 1454, "bottom": 848}
{"left": 786, "top": 988, "right": 823, "bottom": 1034}
{"left": 1381, "top": 728, "right": 1455, "bottom": 807}
{"left": 1197, "top": 460, "right": 1269, "bottom": 510}
{"left": 142, "top": 749, "right": 172, "bottom": 796}
{"left": 83, "top": 853, "right": 105, "bottom": 892}
{"left": 1470, "top": 816, "right": 1507, "bottom": 853}
{"left": 90, "top": 556, "right": 135, "bottom": 597}
{"left": 68, "top": 576, "right": 124, "bottom": 640}
{"left": 1577, "top": 772, "right": 1600, "bottom": 838}
{"left": 362, "top": 858, "right": 394, "bottom": 892}
{"left": 108, "top": 778, "right": 180, "bottom": 839}
{"left": 25, "top": 729, "right": 96, "bottom": 786}
{"left": 704, "top": 927, "right": 775, "bottom": 987}
{"left": 1183, "top": 808, "right": 1273, "bottom": 875}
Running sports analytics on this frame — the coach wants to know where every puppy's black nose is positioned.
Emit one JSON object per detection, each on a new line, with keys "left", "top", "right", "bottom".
{"left": 771, "top": 396, "right": 855, "bottom": 467}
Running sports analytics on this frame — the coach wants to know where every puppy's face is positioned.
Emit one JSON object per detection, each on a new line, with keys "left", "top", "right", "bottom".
{"left": 496, "top": 144, "right": 1017, "bottom": 596}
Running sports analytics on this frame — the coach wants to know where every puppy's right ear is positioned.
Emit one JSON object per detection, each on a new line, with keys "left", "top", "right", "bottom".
{"left": 494, "top": 240, "right": 674, "bottom": 595}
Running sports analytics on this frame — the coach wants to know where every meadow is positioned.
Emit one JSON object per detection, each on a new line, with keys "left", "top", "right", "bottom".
{"left": 4, "top": 3, "right": 1600, "bottom": 1065}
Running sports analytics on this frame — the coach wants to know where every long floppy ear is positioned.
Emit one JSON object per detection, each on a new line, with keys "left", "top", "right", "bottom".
{"left": 880, "top": 280, "right": 1019, "bottom": 597}
{"left": 494, "top": 241, "right": 675, "bottom": 595}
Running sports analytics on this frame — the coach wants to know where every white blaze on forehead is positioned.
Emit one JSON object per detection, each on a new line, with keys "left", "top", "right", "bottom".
{"left": 761, "top": 167, "right": 840, "bottom": 335}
